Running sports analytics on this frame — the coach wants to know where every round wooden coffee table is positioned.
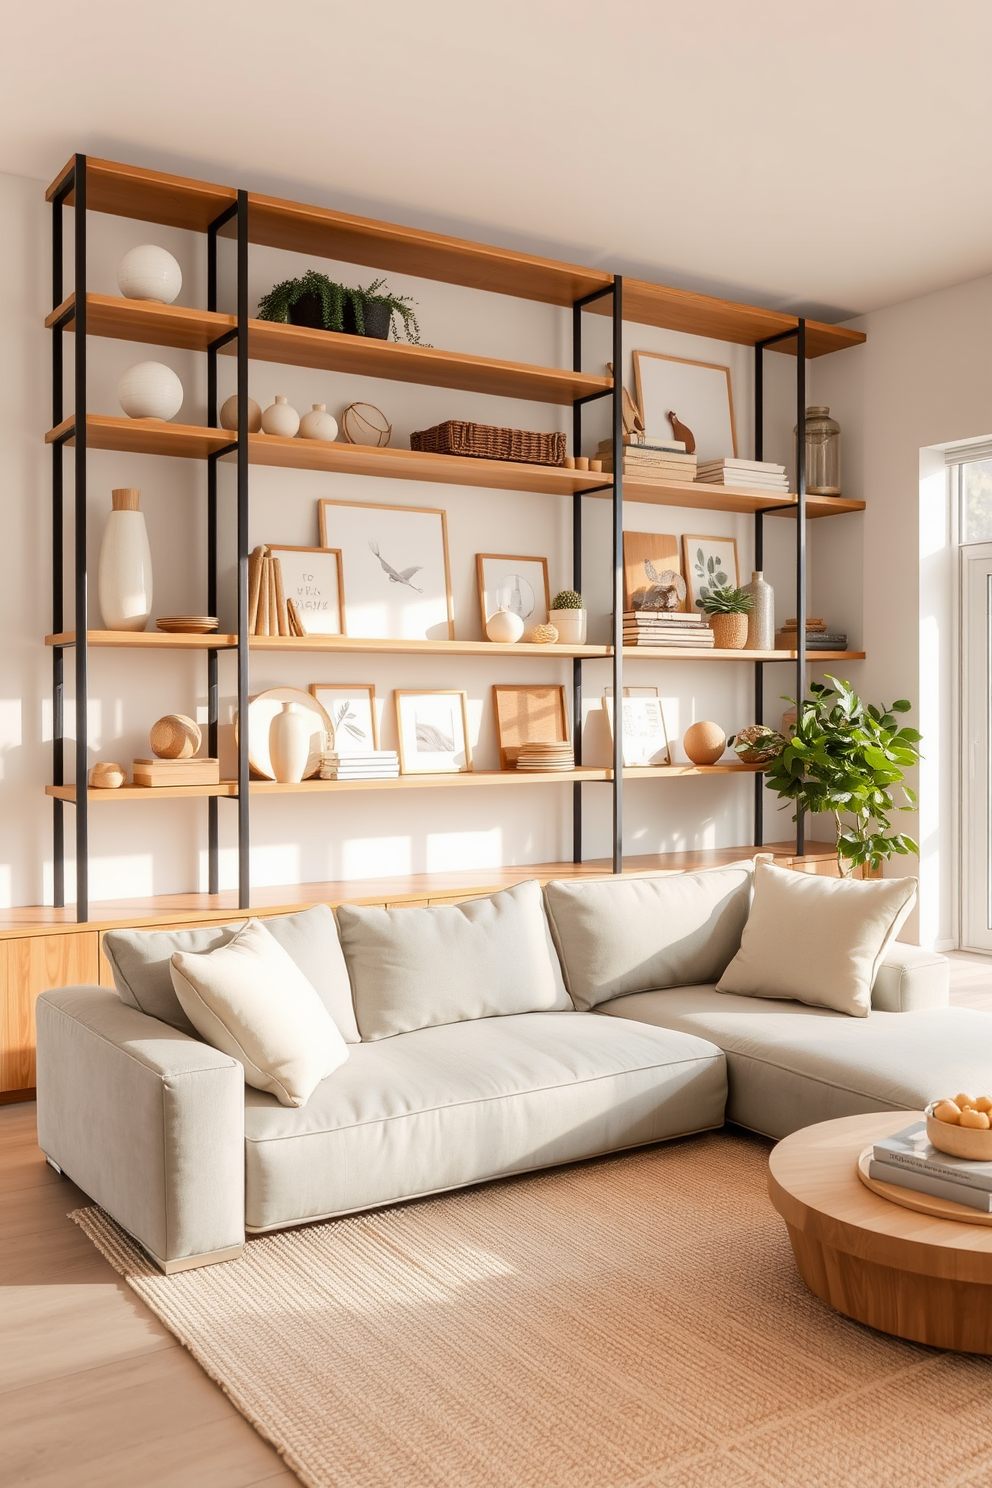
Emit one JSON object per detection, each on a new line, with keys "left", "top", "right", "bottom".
{"left": 768, "top": 1112, "right": 992, "bottom": 1353}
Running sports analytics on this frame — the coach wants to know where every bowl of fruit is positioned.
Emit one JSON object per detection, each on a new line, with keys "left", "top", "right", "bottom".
{"left": 926, "top": 1093, "right": 992, "bottom": 1160}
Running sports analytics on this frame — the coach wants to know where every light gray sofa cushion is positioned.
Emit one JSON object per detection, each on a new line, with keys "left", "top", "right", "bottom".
{"left": 871, "top": 942, "right": 949, "bottom": 1011}
{"left": 241, "top": 1010, "right": 727, "bottom": 1230}
{"left": 543, "top": 864, "right": 752, "bottom": 1010}
{"left": 336, "top": 880, "right": 571, "bottom": 1041}
{"left": 104, "top": 904, "right": 361, "bottom": 1043}
{"left": 598, "top": 982, "right": 991, "bottom": 1139}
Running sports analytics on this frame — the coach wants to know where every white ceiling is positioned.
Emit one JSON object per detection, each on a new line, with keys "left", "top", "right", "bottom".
{"left": 4, "top": 0, "right": 992, "bottom": 321}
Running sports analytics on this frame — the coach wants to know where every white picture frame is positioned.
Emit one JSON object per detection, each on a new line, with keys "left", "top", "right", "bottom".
{"left": 395, "top": 690, "right": 472, "bottom": 774}
{"left": 318, "top": 500, "right": 454, "bottom": 641}
{"left": 681, "top": 534, "right": 740, "bottom": 612}
{"left": 268, "top": 546, "right": 343, "bottom": 636}
{"left": 604, "top": 695, "right": 672, "bottom": 767}
{"left": 476, "top": 553, "right": 550, "bottom": 628}
{"left": 633, "top": 351, "right": 737, "bottom": 463}
{"left": 309, "top": 683, "right": 379, "bottom": 753}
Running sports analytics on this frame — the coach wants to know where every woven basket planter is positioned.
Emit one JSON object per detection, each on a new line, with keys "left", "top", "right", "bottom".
{"left": 709, "top": 613, "right": 749, "bottom": 649}
{"left": 410, "top": 420, "right": 566, "bottom": 466}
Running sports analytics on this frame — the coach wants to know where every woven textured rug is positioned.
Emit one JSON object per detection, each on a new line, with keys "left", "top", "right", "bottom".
{"left": 72, "top": 1131, "right": 992, "bottom": 1488}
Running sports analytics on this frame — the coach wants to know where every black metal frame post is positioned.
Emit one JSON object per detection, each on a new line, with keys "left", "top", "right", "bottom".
{"left": 795, "top": 318, "right": 807, "bottom": 855}
{"left": 50, "top": 169, "right": 74, "bottom": 909}
{"left": 610, "top": 276, "right": 624, "bottom": 873}
{"left": 235, "top": 191, "right": 251, "bottom": 908}
{"left": 753, "top": 341, "right": 765, "bottom": 846}
{"left": 72, "top": 155, "right": 89, "bottom": 922}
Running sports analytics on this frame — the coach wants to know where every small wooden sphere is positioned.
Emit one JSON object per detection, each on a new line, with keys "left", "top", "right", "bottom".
{"left": 89, "top": 761, "right": 126, "bottom": 789}
{"left": 150, "top": 713, "right": 201, "bottom": 759}
{"left": 683, "top": 720, "right": 726, "bottom": 766}
{"left": 531, "top": 623, "right": 559, "bottom": 645}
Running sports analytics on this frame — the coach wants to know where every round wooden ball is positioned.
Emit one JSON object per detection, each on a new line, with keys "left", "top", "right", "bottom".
{"left": 89, "top": 761, "right": 126, "bottom": 789}
{"left": 150, "top": 713, "right": 201, "bottom": 759}
{"left": 683, "top": 721, "right": 727, "bottom": 766}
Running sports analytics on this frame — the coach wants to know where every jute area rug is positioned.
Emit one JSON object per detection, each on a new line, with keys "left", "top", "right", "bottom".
{"left": 73, "top": 1130, "right": 992, "bottom": 1488}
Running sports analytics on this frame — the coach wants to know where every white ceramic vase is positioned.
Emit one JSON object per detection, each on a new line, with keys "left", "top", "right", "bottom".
{"left": 116, "top": 245, "right": 182, "bottom": 304}
{"left": 269, "top": 702, "right": 311, "bottom": 784}
{"left": 551, "top": 608, "right": 587, "bottom": 644}
{"left": 219, "top": 394, "right": 262, "bottom": 433}
{"left": 486, "top": 606, "right": 525, "bottom": 644}
{"left": 298, "top": 404, "right": 338, "bottom": 441}
{"left": 117, "top": 362, "right": 183, "bottom": 421}
{"left": 261, "top": 396, "right": 300, "bottom": 437}
{"left": 98, "top": 488, "right": 153, "bottom": 631}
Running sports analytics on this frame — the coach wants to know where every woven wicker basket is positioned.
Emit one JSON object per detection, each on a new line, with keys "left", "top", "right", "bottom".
{"left": 410, "top": 420, "right": 566, "bottom": 466}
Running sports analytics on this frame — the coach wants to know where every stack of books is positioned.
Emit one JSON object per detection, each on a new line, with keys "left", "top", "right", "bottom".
{"left": 623, "top": 611, "right": 714, "bottom": 648}
{"left": 694, "top": 458, "right": 789, "bottom": 491}
{"left": 132, "top": 757, "right": 221, "bottom": 787}
{"left": 775, "top": 618, "right": 848, "bottom": 651}
{"left": 869, "top": 1121, "right": 992, "bottom": 1213}
{"left": 598, "top": 437, "right": 697, "bottom": 483}
{"left": 319, "top": 750, "right": 399, "bottom": 781}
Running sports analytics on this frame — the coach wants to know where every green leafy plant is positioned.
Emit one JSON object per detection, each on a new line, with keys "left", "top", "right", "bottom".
{"left": 698, "top": 584, "right": 754, "bottom": 615}
{"left": 256, "top": 270, "right": 427, "bottom": 344}
{"left": 763, "top": 676, "right": 921, "bottom": 875}
{"left": 551, "top": 590, "right": 583, "bottom": 610}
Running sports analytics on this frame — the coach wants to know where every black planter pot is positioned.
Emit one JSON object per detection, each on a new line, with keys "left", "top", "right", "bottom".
{"left": 287, "top": 294, "right": 393, "bottom": 340}
{"left": 287, "top": 294, "right": 326, "bottom": 330}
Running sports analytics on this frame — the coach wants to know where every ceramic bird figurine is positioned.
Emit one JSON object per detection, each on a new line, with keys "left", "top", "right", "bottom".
{"left": 369, "top": 540, "right": 423, "bottom": 591}
{"left": 667, "top": 411, "right": 696, "bottom": 453}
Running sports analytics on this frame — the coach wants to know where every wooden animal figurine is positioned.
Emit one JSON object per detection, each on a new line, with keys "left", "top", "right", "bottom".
{"left": 149, "top": 713, "right": 202, "bottom": 759}
{"left": 667, "top": 411, "right": 696, "bottom": 453}
{"left": 607, "top": 364, "right": 646, "bottom": 438}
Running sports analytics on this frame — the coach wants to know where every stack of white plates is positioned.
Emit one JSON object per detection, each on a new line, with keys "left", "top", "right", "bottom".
{"left": 516, "top": 742, "right": 575, "bottom": 771}
{"left": 156, "top": 616, "right": 219, "bottom": 634}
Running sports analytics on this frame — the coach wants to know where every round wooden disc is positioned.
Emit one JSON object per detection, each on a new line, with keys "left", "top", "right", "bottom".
{"left": 856, "top": 1145, "right": 992, "bottom": 1227}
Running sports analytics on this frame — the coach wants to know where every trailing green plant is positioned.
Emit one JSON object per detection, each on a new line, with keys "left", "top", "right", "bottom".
{"left": 551, "top": 590, "right": 583, "bottom": 610}
{"left": 256, "top": 270, "right": 427, "bottom": 344}
{"left": 763, "top": 676, "right": 921, "bottom": 875}
{"left": 698, "top": 584, "right": 754, "bottom": 615}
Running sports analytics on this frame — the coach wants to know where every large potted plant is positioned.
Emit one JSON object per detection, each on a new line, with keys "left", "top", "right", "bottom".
{"left": 763, "top": 676, "right": 921, "bottom": 876}
{"left": 257, "top": 271, "right": 426, "bottom": 343}
{"left": 699, "top": 584, "right": 753, "bottom": 649}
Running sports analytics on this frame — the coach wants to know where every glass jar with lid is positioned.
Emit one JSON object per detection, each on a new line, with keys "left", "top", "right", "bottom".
{"left": 794, "top": 405, "right": 841, "bottom": 496}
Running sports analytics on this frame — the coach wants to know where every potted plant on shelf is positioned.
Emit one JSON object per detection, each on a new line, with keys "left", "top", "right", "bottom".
{"left": 699, "top": 585, "right": 753, "bottom": 649}
{"left": 550, "top": 590, "right": 586, "bottom": 644}
{"left": 256, "top": 271, "right": 427, "bottom": 344}
{"left": 763, "top": 677, "right": 921, "bottom": 877}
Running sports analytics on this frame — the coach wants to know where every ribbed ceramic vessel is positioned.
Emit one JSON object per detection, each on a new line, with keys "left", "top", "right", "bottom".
{"left": 299, "top": 404, "right": 338, "bottom": 442}
{"left": 117, "top": 362, "right": 183, "bottom": 421}
{"left": 269, "top": 702, "right": 312, "bottom": 784}
{"left": 486, "top": 607, "right": 525, "bottom": 644}
{"left": 98, "top": 489, "right": 153, "bottom": 631}
{"left": 261, "top": 396, "right": 300, "bottom": 437}
{"left": 116, "top": 245, "right": 182, "bottom": 304}
{"left": 742, "top": 571, "right": 774, "bottom": 650}
{"left": 551, "top": 609, "right": 587, "bottom": 644}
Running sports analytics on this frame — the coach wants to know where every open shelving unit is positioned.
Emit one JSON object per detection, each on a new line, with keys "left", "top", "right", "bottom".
{"left": 47, "top": 153, "right": 866, "bottom": 922}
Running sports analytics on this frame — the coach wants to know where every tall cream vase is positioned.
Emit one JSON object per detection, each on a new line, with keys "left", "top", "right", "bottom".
{"left": 98, "top": 488, "right": 153, "bottom": 632}
{"left": 269, "top": 702, "right": 312, "bottom": 784}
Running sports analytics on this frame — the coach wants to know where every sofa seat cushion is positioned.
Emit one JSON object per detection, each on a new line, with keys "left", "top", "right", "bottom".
{"left": 242, "top": 1010, "right": 727, "bottom": 1231}
{"left": 598, "top": 986, "right": 992, "bottom": 1139}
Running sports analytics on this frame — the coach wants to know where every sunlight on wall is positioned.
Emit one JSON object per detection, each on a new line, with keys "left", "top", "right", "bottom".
{"left": 426, "top": 829, "right": 502, "bottom": 872}
{"left": 343, "top": 837, "right": 412, "bottom": 880}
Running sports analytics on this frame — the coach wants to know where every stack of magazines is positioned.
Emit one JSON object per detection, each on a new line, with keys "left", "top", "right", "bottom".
{"left": 695, "top": 458, "right": 789, "bottom": 491}
{"left": 319, "top": 750, "right": 399, "bottom": 781}
{"left": 869, "top": 1120, "right": 992, "bottom": 1213}
{"left": 623, "top": 611, "right": 714, "bottom": 648}
{"left": 775, "top": 618, "right": 848, "bottom": 651}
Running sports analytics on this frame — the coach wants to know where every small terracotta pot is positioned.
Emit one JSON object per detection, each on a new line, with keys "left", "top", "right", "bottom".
{"left": 709, "top": 613, "right": 749, "bottom": 649}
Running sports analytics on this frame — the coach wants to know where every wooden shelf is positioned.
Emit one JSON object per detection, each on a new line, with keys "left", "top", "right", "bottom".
{"left": 623, "top": 647, "right": 866, "bottom": 662}
{"left": 46, "top": 415, "right": 233, "bottom": 461}
{"left": 47, "top": 783, "right": 238, "bottom": 803}
{"left": 46, "top": 630, "right": 610, "bottom": 659}
{"left": 49, "top": 294, "right": 612, "bottom": 406}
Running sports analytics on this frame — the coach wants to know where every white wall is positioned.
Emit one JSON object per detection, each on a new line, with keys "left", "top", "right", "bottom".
{"left": 0, "top": 166, "right": 826, "bottom": 907}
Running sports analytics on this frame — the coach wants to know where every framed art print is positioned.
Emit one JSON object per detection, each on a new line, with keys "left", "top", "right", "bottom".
{"left": 622, "top": 531, "right": 684, "bottom": 612}
{"left": 318, "top": 500, "right": 454, "bottom": 640}
{"left": 476, "top": 553, "right": 550, "bottom": 628}
{"left": 604, "top": 695, "right": 672, "bottom": 767}
{"left": 492, "top": 684, "right": 569, "bottom": 769}
{"left": 681, "top": 534, "right": 740, "bottom": 612}
{"left": 309, "top": 683, "right": 378, "bottom": 753}
{"left": 394, "top": 690, "right": 472, "bottom": 774}
{"left": 633, "top": 351, "right": 737, "bottom": 463}
{"left": 268, "top": 546, "right": 343, "bottom": 636}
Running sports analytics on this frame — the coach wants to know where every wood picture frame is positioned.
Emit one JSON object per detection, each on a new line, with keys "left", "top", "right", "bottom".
{"left": 492, "top": 684, "right": 569, "bottom": 770}
{"left": 476, "top": 553, "right": 551, "bottom": 628}
{"left": 318, "top": 499, "right": 454, "bottom": 641}
{"left": 681, "top": 534, "right": 740, "bottom": 612}
{"left": 394, "top": 690, "right": 472, "bottom": 774}
{"left": 633, "top": 351, "right": 737, "bottom": 462}
{"left": 308, "top": 683, "right": 379, "bottom": 752}
{"left": 622, "top": 531, "right": 684, "bottom": 612}
{"left": 267, "top": 545, "right": 344, "bottom": 636}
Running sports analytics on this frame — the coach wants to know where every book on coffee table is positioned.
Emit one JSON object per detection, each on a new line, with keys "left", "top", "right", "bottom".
{"left": 868, "top": 1157, "right": 992, "bottom": 1213}
{"left": 873, "top": 1120, "right": 992, "bottom": 1192}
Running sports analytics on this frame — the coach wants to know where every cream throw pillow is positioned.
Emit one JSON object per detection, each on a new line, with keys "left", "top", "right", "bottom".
{"left": 716, "top": 860, "right": 917, "bottom": 1017}
{"left": 170, "top": 918, "right": 349, "bottom": 1106}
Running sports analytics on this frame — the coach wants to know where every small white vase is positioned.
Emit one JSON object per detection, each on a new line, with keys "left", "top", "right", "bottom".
{"left": 117, "top": 362, "right": 183, "bottom": 421}
{"left": 261, "top": 395, "right": 300, "bottom": 437}
{"left": 299, "top": 404, "right": 338, "bottom": 442}
{"left": 269, "top": 702, "right": 311, "bottom": 784}
{"left": 486, "top": 606, "right": 525, "bottom": 644}
{"left": 742, "top": 571, "right": 775, "bottom": 650}
{"left": 551, "top": 608, "right": 587, "bottom": 644}
{"left": 219, "top": 394, "right": 262, "bottom": 433}
{"left": 98, "top": 488, "right": 153, "bottom": 631}
{"left": 116, "top": 245, "right": 182, "bottom": 304}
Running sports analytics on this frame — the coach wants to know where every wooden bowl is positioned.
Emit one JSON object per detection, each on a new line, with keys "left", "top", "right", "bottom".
{"left": 925, "top": 1102, "right": 992, "bottom": 1160}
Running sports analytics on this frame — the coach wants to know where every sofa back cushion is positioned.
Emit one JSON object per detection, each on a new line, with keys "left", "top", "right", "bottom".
{"left": 104, "top": 903, "right": 361, "bottom": 1042}
{"left": 336, "top": 880, "right": 571, "bottom": 1040}
{"left": 544, "top": 864, "right": 753, "bottom": 1010}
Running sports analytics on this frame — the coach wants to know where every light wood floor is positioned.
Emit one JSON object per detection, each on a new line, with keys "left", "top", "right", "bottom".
{"left": 2, "top": 952, "right": 990, "bottom": 1485}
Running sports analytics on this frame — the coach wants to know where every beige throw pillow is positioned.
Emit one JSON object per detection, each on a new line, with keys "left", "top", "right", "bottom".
{"left": 716, "top": 860, "right": 917, "bottom": 1017}
{"left": 170, "top": 918, "right": 349, "bottom": 1106}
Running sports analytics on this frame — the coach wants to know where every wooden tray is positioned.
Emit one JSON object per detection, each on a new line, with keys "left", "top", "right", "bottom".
{"left": 856, "top": 1146, "right": 992, "bottom": 1227}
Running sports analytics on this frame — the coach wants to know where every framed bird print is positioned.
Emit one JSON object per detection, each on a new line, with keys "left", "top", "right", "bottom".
{"left": 318, "top": 499, "right": 454, "bottom": 640}
{"left": 476, "top": 554, "right": 550, "bottom": 628}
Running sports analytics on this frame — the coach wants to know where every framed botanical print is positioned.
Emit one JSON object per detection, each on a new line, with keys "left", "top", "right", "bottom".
{"left": 476, "top": 553, "right": 550, "bottom": 628}
{"left": 318, "top": 500, "right": 454, "bottom": 640}
{"left": 268, "top": 546, "right": 343, "bottom": 635}
{"left": 604, "top": 695, "right": 672, "bottom": 767}
{"left": 394, "top": 690, "right": 472, "bottom": 774}
{"left": 492, "top": 684, "right": 569, "bottom": 770}
{"left": 309, "top": 683, "right": 378, "bottom": 753}
{"left": 681, "top": 534, "right": 740, "bottom": 612}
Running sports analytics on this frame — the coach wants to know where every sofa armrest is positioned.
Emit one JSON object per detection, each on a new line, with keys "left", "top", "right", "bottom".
{"left": 36, "top": 987, "right": 245, "bottom": 1272}
{"left": 871, "top": 943, "right": 949, "bottom": 1012}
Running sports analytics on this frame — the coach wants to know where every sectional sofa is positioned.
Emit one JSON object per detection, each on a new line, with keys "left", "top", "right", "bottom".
{"left": 35, "top": 861, "right": 991, "bottom": 1273}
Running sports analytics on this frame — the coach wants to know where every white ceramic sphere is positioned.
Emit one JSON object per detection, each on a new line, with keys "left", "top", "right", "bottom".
{"left": 116, "top": 245, "right": 182, "bottom": 304}
{"left": 117, "top": 361, "right": 184, "bottom": 421}
{"left": 298, "top": 403, "right": 338, "bottom": 442}
{"left": 486, "top": 607, "right": 525, "bottom": 644}
{"left": 261, "top": 396, "right": 301, "bottom": 438}
{"left": 219, "top": 394, "right": 262, "bottom": 433}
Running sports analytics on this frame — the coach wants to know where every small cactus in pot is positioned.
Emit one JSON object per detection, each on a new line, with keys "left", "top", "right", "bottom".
{"left": 549, "top": 590, "right": 586, "bottom": 645}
